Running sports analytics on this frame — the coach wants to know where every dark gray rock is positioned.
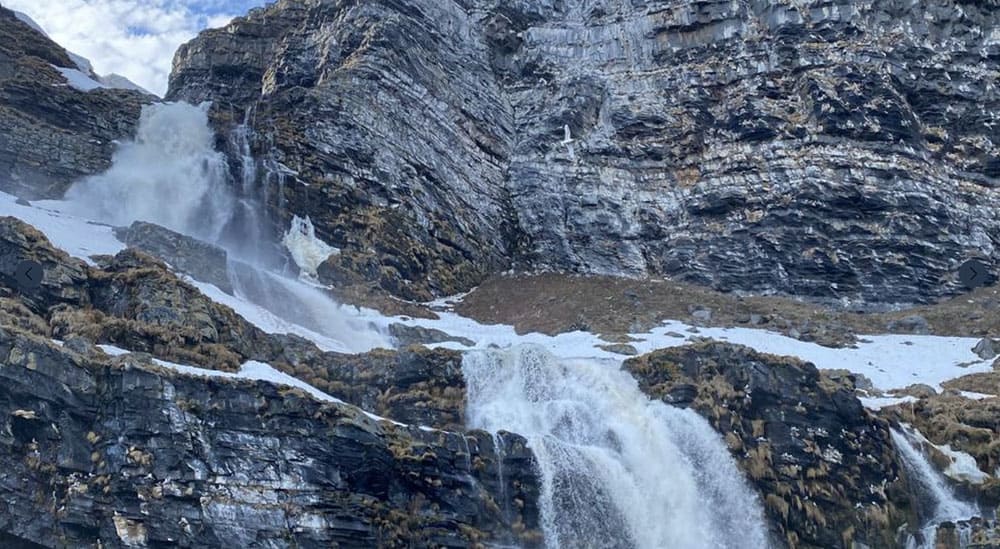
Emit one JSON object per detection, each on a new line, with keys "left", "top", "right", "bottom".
{"left": 0, "top": 7, "right": 152, "bottom": 200}
{"left": 973, "top": 337, "right": 998, "bottom": 360}
{"left": 0, "top": 326, "right": 543, "bottom": 548}
{"left": 115, "top": 221, "right": 233, "bottom": 294}
{"left": 887, "top": 315, "right": 932, "bottom": 335}
{"left": 167, "top": 0, "right": 999, "bottom": 306}
{"left": 388, "top": 322, "right": 476, "bottom": 348}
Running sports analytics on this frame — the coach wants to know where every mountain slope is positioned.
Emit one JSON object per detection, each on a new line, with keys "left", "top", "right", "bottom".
{"left": 0, "top": 6, "right": 151, "bottom": 199}
{"left": 169, "top": 0, "right": 999, "bottom": 304}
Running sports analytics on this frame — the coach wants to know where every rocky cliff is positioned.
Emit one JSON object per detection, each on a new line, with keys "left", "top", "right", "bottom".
{"left": 0, "top": 7, "right": 151, "bottom": 200}
{"left": 169, "top": 0, "right": 999, "bottom": 304}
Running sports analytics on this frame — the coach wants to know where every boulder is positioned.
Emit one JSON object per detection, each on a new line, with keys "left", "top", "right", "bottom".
{"left": 114, "top": 221, "right": 233, "bottom": 294}
{"left": 624, "top": 341, "right": 912, "bottom": 548}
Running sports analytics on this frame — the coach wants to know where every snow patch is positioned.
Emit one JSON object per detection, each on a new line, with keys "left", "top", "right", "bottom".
{"left": 52, "top": 66, "right": 106, "bottom": 92}
{"left": 282, "top": 216, "right": 339, "bottom": 279}
{"left": 859, "top": 395, "right": 917, "bottom": 410}
{"left": 98, "top": 73, "right": 150, "bottom": 94}
{"left": 0, "top": 191, "right": 124, "bottom": 262}
{"left": 386, "top": 312, "right": 989, "bottom": 393}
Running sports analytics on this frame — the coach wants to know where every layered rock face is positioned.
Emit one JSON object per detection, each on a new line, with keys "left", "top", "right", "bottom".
{"left": 0, "top": 327, "right": 541, "bottom": 548}
{"left": 168, "top": 0, "right": 518, "bottom": 301}
{"left": 169, "top": 0, "right": 998, "bottom": 304}
{"left": 0, "top": 216, "right": 543, "bottom": 547}
{"left": 0, "top": 8, "right": 150, "bottom": 200}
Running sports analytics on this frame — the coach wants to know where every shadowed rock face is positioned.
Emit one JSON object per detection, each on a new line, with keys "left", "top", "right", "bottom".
{"left": 0, "top": 327, "right": 542, "bottom": 548}
{"left": 0, "top": 7, "right": 151, "bottom": 200}
{"left": 169, "top": 0, "right": 999, "bottom": 305}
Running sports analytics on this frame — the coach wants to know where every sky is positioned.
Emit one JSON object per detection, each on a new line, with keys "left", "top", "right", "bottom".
{"left": 4, "top": 0, "right": 268, "bottom": 96}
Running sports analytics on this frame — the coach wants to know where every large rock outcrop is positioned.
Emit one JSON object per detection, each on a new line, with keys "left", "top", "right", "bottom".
{"left": 168, "top": 0, "right": 519, "bottom": 301}
{"left": 0, "top": 326, "right": 542, "bottom": 548}
{"left": 0, "top": 215, "right": 544, "bottom": 547}
{"left": 625, "top": 342, "right": 915, "bottom": 548}
{"left": 168, "top": 0, "right": 999, "bottom": 304}
{"left": 0, "top": 7, "right": 151, "bottom": 200}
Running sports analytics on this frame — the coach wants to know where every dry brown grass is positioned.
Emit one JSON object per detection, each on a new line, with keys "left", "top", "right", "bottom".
{"left": 450, "top": 273, "right": 1000, "bottom": 347}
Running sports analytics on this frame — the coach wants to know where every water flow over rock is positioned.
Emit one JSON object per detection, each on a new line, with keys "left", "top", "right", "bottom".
{"left": 892, "top": 427, "right": 979, "bottom": 549}
{"left": 59, "top": 101, "right": 388, "bottom": 353}
{"left": 64, "top": 102, "right": 234, "bottom": 241}
{"left": 462, "top": 344, "right": 768, "bottom": 549}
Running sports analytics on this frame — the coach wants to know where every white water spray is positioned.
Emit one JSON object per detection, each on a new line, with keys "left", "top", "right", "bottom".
{"left": 462, "top": 345, "right": 769, "bottom": 549}
{"left": 64, "top": 102, "right": 235, "bottom": 241}
{"left": 60, "top": 101, "right": 388, "bottom": 353}
{"left": 891, "top": 427, "right": 979, "bottom": 549}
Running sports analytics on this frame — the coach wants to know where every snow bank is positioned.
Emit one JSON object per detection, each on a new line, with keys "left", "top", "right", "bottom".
{"left": 52, "top": 66, "right": 106, "bottom": 92}
{"left": 384, "top": 313, "right": 989, "bottom": 394}
{"left": 282, "top": 215, "right": 339, "bottom": 278}
{"left": 0, "top": 191, "right": 124, "bottom": 261}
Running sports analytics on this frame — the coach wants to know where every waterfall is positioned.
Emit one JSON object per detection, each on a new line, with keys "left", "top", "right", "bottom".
{"left": 59, "top": 101, "right": 387, "bottom": 353}
{"left": 64, "top": 102, "right": 235, "bottom": 241}
{"left": 462, "top": 344, "right": 769, "bottom": 549}
{"left": 891, "top": 427, "right": 979, "bottom": 549}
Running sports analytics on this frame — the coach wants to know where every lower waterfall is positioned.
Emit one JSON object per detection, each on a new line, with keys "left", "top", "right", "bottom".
{"left": 462, "top": 344, "right": 769, "bottom": 549}
{"left": 891, "top": 427, "right": 979, "bottom": 549}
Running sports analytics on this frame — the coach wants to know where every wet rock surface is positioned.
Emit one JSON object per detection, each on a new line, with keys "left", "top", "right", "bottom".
{"left": 0, "top": 8, "right": 151, "bottom": 200}
{"left": 624, "top": 341, "right": 913, "bottom": 548}
{"left": 168, "top": 0, "right": 1000, "bottom": 305}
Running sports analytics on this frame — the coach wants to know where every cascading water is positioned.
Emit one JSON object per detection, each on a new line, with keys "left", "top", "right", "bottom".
{"left": 59, "top": 101, "right": 388, "bottom": 353}
{"left": 64, "top": 102, "right": 235, "bottom": 241}
{"left": 462, "top": 344, "right": 769, "bottom": 549}
{"left": 891, "top": 426, "right": 979, "bottom": 549}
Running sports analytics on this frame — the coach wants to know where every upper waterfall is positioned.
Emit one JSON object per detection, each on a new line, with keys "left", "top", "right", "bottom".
{"left": 56, "top": 100, "right": 389, "bottom": 354}
{"left": 64, "top": 102, "right": 235, "bottom": 241}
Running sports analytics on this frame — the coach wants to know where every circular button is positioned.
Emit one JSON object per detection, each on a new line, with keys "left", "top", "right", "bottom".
{"left": 958, "top": 259, "right": 990, "bottom": 289}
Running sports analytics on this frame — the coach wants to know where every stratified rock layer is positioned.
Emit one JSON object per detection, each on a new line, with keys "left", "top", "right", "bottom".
{"left": 0, "top": 327, "right": 542, "bottom": 548}
{"left": 169, "top": 0, "right": 999, "bottom": 304}
{"left": 0, "top": 8, "right": 150, "bottom": 199}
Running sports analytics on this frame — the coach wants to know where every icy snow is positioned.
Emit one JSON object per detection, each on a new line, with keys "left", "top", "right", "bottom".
{"left": 384, "top": 313, "right": 990, "bottom": 394}
{"left": 52, "top": 66, "right": 107, "bottom": 92}
{"left": 0, "top": 191, "right": 124, "bottom": 261}
{"left": 282, "top": 215, "right": 339, "bottom": 279}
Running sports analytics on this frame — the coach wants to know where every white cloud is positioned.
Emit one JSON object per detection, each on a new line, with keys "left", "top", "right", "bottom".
{"left": 3, "top": 0, "right": 255, "bottom": 96}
